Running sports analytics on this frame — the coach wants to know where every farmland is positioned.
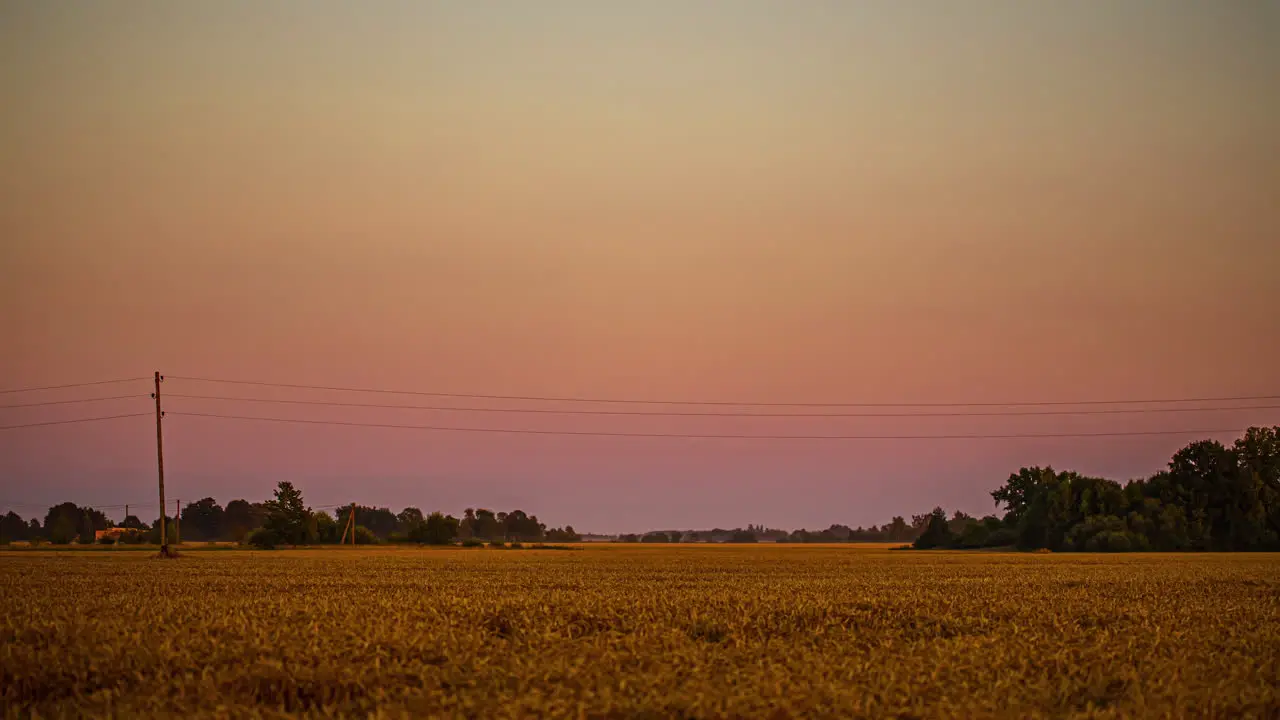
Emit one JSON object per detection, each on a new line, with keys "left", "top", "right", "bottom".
{"left": 2, "top": 546, "right": 1278, "bottom": 718}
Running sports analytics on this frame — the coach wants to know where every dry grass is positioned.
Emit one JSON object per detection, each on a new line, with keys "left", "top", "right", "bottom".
{"left": 2, "top": 545, "right": 1277, "bottom": 718}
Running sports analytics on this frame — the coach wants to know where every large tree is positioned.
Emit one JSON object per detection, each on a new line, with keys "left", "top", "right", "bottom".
{"left": 262, "top": 482, "right": 311, "bottom": 547}
{"left": 180, "top": 498, "right": 225, "bottom": 542}
{"left": 223, "top": 499, "right": 267, "bottom": 542}
{"left": 0, "top": 511, "right": 29, "bottom": 542}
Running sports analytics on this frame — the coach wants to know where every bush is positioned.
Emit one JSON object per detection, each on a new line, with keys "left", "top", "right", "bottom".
{"left": 353, "top": 526, "right": 378, "bottom": 545}
{"left": 461, "top": 538, "right": 485, "bottom": 548}
{"left": 509, "top": 542, "right": 524, "bottom": 549}
{"left": 245, "top": 528, "right": 279, "bottom": 549}
{"left": 488, "top": 541, "right": 505, "bottom": 549}
{"left": 98, "top": 535, "right": 116, "bottom": 545}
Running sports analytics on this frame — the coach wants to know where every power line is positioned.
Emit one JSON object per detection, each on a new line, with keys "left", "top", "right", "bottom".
{"left": 163, "top": 393, "right": 1280, "bottom": 418}
{"left": 166, "top": 411, "right": 1260, "bottom": 441}
{"left": 0, "top": 413, "right": 151, "bottom": 431}
{"left": 0, "top": 395, "right": 147, "bottom": 410}
{"left": 167, "top": 375, "right": 1280, "bottom": 408}
{"left": 0, "top": 378, "right": 149, "bottom": 395}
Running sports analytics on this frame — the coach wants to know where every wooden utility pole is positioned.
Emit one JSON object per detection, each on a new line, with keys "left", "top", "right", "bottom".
{"left": 340, "top": 503, "right": 356, "bottom": 545}
{"left": 153, "top": 371, "right": 172, "bottom": 557}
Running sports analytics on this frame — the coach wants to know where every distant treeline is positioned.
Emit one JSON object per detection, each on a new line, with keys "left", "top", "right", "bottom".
{"left": 605, "top": 426, "right": 1280, "bottom": 552}
{"left": 3, "top": 427, "right": 1277, "bottom": 552}
{"left": 0, "top": 486, "right": 579, "bottom": 548}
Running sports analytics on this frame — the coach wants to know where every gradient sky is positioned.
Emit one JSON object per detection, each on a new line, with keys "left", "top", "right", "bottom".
{"left": 2, "top": 1, "right": 1278, "bottom": 532}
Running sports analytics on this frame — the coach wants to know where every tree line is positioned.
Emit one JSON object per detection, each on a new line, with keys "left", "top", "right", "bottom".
{"left": 3, "top": 427, "right": 1276, "bottom": 552}
{"left": 0, "top": 484, "right": 580, "bottom": 548}
{"left": 624, "top": 428, "right": 1280, "bottom": 552}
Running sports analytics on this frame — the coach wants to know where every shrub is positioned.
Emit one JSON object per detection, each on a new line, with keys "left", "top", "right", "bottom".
{"left": 98, "top": 535, "right": 116, "bottom": 545}
{"left": 510, "top": 542, "right": 524, "bottom": 549}
{"left": 488, "top": 541, "right": 505, "bottom": 549}
{"left": 353, "top": 526, "right": 378, "bottom": 545}
{"left": 245, "top": 528, "right": 279, "bottom": 549}
{"left": 461, "top": 539, "right": 485, "bottom": 548}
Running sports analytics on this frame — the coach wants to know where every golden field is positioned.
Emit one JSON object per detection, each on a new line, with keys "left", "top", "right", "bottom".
{"left": 1, "top": 545, "right": 1277, "bottom": 719}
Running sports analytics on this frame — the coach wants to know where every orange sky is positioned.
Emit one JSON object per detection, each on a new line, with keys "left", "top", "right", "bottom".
{"left": 1, "top": 2, "right": 1277, "bottom": 530}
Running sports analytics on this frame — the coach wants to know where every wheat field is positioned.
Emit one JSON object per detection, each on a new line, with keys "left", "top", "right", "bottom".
{"left": 2, "top": 545, "right": 1277, "bottom": 718}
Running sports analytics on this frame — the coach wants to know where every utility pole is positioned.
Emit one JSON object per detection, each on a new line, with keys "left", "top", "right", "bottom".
{"left": 340, "top": 503, "right": 356, "bottom": 545}
{"left": 153, "top": 371, "right": 172, "bottom": 557}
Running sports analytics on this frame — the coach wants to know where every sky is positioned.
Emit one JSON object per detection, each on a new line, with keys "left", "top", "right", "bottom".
{"left": 1, "top": 1, "right": 1278, "bottom": 533}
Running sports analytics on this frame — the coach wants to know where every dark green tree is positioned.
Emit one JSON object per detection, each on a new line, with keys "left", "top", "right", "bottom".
{"left": 0, "top": 511, "right": 29, "bottom": 543}
{"left": 262, "top": 482, "right": 311, "bottom": 547}
{"left": 223, "top": 499, "right": 267, "bottom": 542}
{"left": 913, "top": 508, "right": 953, "bottom": 549}
{"left": 397, "top": 507, "right": 425, "bottom": 532}
{"left": 422, "top": 512, "right": 460, "bottom": 545}
{"left": 180, "top": 498, "right": 225, "bottom": 541}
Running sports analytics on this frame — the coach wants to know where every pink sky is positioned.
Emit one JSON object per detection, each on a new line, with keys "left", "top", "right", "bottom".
{"left": 2, "top": 2, "right": 1277, "bottom": 531}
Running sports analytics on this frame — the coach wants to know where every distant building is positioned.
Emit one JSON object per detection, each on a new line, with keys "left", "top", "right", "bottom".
{"left": 94, "top": 528, "right": 129, "bottom": 542}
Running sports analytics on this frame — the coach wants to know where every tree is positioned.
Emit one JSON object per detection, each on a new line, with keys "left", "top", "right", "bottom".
{"left": 0, "top": 512, "right": 29, "bottom": 543}
{"left": 120, "top": 515, "right": 146, "bottom": 530}
{"left": 885, "top": 516, "right": 911, "bottom": 542}
{"left": 501, "top": 510, "right": 545, "bottom": 542}
{"left": 397, "top": 507, "right": 425, "bottom": 533}
{"left": 42, "top": 503, "right": 109, "bottom": 545}
{"left": 471, "top": 509, "right": 500, "bottom": 541}
{"left": 312, "top": 511, "right": 340, "bottom": 544}
{"left": 180, "top": 498, "right": 225, "bottom": 542}
{"left": 947, "top": 511, "right": 976, "bottom": 536}
{"left": 422, "top": 512, "right": 460, "bottom": 545}
{"left": 350, "top": 506, "right": 398, "bottom": 539}
{"left": 48, "top": 515, "right": 77, "bottom": 545}
{"left": 262, "top": 482, "right": 311, "bottom": 547}
{"left": 224, "top": 499, "right": 266, "bottom": 542}
{"left": 458, "top": 508, "right": 477, "bottom": 540}
{"left": 545, "top": 525, "right": 581, "bottom": 542}
{"left": 913, "top": 508, "right": 953, "bottom": 549}
{"left": 148, "top": 518, "right": 179, "bottom": 545}
{"left": 729, "top": 529, "right": 758, "bottom": 543}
